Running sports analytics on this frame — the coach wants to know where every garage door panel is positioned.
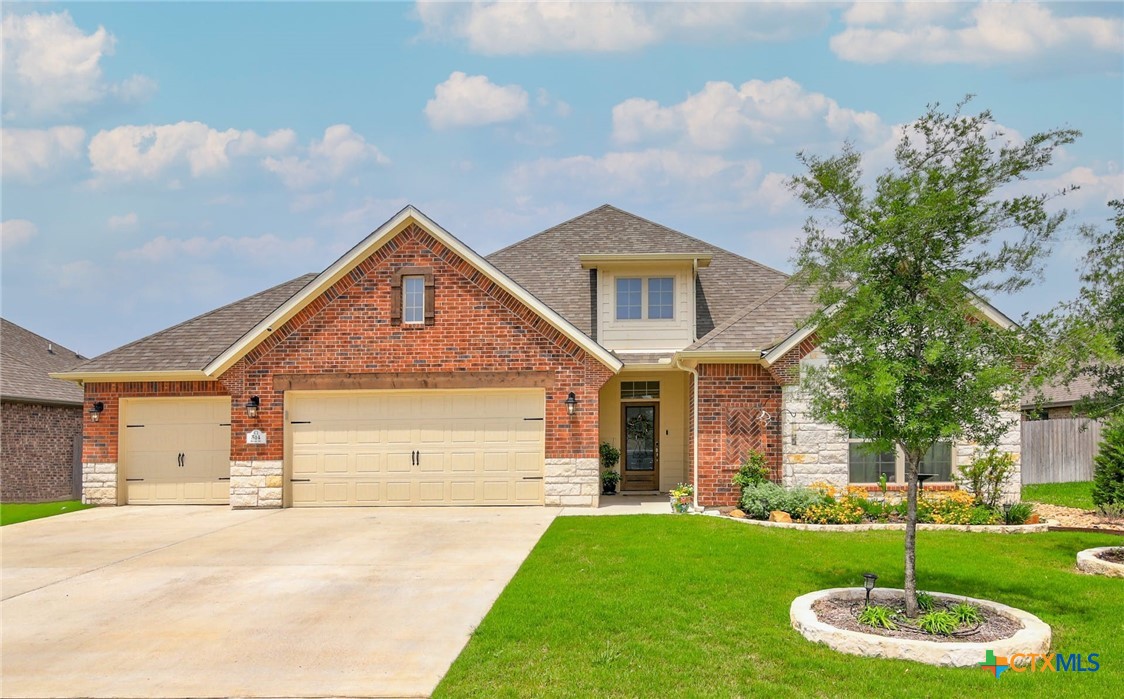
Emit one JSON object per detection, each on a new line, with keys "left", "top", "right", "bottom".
{"left": 123, "top": 398, "right": 231, "bottom": 505}
{"left": 289, "top": 389, "right": 544, "bottom": 506}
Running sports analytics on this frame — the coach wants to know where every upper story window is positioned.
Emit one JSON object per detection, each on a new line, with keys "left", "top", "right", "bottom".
{"left": 615, "top": 276, "right": 674, "bottom": 320}
{"left": 616, "top": 278, "right": 642, "bottom": 319}
{"left": 648, "top": 277, "right": 674, "bottom": 319}
{"left": 403, "top": 276, "right": 425, "bottom": 324}
{"left": 391, "top": 267, "right": 434, "bottom": 326}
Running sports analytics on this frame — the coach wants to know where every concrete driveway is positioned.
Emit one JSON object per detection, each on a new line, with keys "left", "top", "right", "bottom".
{"left": 1, "top": 505, "right": 556, "bottom": 698}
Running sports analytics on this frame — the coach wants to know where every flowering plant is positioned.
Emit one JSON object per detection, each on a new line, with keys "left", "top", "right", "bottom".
{"left": 669, "top": 483, "right": 694, "bottom": 500}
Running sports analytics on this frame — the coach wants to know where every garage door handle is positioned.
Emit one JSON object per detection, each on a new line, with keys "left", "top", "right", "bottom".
{"left": 126, "top": 478, "right": 144, "bottom": 482}
{"left": 218, "top": 477, "right": 230, "bottom": 481}
{"left": 522, "top": 476, "right": 543, "bottom": 480}
{"left": 290, "top": 478, "right": 311, "bottom": 483}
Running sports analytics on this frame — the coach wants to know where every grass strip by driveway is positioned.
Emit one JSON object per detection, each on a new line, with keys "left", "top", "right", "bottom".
{"left": 1023, "top": 481, "right": 1096, "bottom": 510}
{"left": 435, "top": 515, "right": 1120, "bottom": 699}
{"left": 0, "top": 500, "right": 92, "bottom": 526}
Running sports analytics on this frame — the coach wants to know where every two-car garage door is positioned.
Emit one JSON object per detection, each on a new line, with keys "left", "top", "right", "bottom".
{"left": 288, "top": 389, "right": 545, "bottom": 506}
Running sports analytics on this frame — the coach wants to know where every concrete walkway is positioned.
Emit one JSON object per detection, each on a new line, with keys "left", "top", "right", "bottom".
{"left": 1, "top": 505, "right": 556, "bottom": 698}
{"left": 559, "top": 494, "right": 676, "bottom": 516}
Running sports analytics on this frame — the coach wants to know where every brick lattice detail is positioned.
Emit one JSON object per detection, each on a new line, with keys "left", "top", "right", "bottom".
{"left": 1, "top": 401, "right": 82, "bottom": 502}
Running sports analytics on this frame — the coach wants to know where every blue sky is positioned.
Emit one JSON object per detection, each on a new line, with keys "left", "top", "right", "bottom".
{"left": 3, "top": 1, "right": 1122, "bottom": 358}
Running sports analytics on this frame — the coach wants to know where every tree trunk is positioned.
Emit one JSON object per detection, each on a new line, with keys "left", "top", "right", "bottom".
{"left": 903, "top": 450, "right": 920, "bottom": 618}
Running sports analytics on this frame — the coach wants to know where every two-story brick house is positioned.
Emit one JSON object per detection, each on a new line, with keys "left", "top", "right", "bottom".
{"left": 54, "top": 205, "right": 1022, "bottom": 509}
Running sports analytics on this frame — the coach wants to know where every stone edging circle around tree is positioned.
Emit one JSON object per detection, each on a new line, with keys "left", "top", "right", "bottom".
{"left": 1076, "top": 547, "right": 1124, "bottom": 578}
{"left": 707, "top": 511, "right": 1050, "bottom": 534}
{"left": 790, "top": 588, "right": 1052, "bottom": 667}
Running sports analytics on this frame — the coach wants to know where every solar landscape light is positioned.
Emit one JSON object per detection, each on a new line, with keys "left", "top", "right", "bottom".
{"left": 862, "top": 572, "right": 878, "bottom": 607}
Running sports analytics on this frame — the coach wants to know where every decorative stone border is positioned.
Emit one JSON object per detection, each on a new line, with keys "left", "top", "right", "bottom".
{"left": 1076, "top": 547, "right": 1124, "bottom": 578}
{"left": 708, "top": 511, "right": 1050, "bottom": 533}
{"left": 790, "top": 588, "right": 1051, "bottom": 667}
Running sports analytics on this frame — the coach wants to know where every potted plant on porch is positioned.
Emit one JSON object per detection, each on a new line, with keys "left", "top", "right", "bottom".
{"left": 600, "top": 442, "right": 621, "bottom": 495}
{"left": 669, "top": 483, "right": 694, "bottom": 513}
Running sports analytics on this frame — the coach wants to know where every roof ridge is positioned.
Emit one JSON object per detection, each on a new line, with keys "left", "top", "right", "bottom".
{"left": 688, "top": 278, "right": 804, "bottom": 350}
{"left": 1, "top": 317, "right": 84, "bottom": 360}
{"left": 70, "top": 273, "right": 318, "bottom": 372}
{"left": 485, "top": 204, "right": 615, "bottom": 259}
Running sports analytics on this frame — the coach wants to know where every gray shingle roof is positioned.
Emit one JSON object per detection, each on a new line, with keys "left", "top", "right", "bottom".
{"left": 688, "top": 281, "right": 820, "bottom": 352}
{"left": 67, "top": 274, "right": 317, "bottom": 374}
{"left": 1022, "top": 375, "right": 1099, "bottom": 409}
{"left": 486, "top": 205, "right": 790, "bottom": 339}
{"left": 1, "top": 318, "right": 85, "bottom": 404}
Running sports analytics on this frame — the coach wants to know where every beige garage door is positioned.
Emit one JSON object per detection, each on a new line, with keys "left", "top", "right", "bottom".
{"left": 288, "top": 389, "right": 545, "bottom": 506}
{"left": 121, "top": 398, "right": 231, "bottom": 505}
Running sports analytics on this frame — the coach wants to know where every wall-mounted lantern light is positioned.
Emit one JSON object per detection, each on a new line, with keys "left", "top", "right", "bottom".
{"left": 89, "top": 401, "right": 105, "bottom": 422}
{"left": 245, "top": 395, "right": 261, "bottom": 418}
{"left": 565, "top": 392, "right": 577, "bottom": 416}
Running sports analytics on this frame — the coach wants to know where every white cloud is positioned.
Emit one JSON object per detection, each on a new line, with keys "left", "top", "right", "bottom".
{"left": 832, "top": 1, "right": 1123, "bottom": 66}
{"left": 612, "top": 78, "right": 886, "bottom": 150}
{"left": 262, "top": 124, "right": 389, "bottom": 190}
{"left": 1, "top": 11, "right": 155, "bottom": 120}
{"left": 107, "top": 212, "right": 138, "bottom": 230}
{"left": 511, "top": 148, "right": 760, "bottom": 198}
{"left": 87, "top": 122, "right": 296, "bottom": 182}
{"left": 118, "top": 233, "right": 317, "bottom": 264}
{"left": 0, "top": 219, "right": 39, "bottom": 251}
{"left": 415, "top": 1, "right": 830, "bottom": 55}
{"left": 1, "top": 126, "right": 86, "bottom": 182}
{"left": 424, "top": 72, "right": 530, "bottom": 129}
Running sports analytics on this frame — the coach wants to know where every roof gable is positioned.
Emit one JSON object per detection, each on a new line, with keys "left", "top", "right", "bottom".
{"left": 1, "top": 318, "right": 85, "bottom": 404}
{"left": 486, "top": 205, "right": 789, "bottom": 339}
{"left": 204, "top": 206, "right": 622, "bottom": 376}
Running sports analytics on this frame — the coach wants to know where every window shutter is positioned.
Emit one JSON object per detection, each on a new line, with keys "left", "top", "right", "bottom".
{"left": 390, "top": 274, "right": 402, "bottom": 324}
{"left": 424, "top": 272, "right": 435, "bottom": 325}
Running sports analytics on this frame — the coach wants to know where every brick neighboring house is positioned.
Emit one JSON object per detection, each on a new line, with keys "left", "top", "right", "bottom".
{"left": 1, "top": 318, "right": 85, "bottom": 502}
{"left": 54, "top": 205, "right": 1022, "bottom": 509}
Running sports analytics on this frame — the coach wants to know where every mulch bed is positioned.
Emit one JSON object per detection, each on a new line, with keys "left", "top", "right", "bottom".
{"left": 1095, "top": 547, "right": 1124, "bottom": 564}
{"left": 812, "top": 594, "right": 1023, "bottom": 644}
{"left": 1033, "top": 503, "right": 1124, "bottom": 532}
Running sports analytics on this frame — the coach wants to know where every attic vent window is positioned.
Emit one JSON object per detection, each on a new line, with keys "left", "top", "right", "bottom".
{"left": 390, "top": 267, "right": 435, "bottom": 326}
{"left": 621, "top": 381, "right": 660, "bottom": 399}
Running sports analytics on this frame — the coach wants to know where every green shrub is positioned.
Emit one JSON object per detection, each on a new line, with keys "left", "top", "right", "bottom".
{"left": 780, "top": 487, "right": 826, "bottom": 519}
{"left": 1002, "top": 502, "right": 1034, "bottom": 525}
{"left": 950, "top": 602, "right": 983, "bottom": 626}
{"left": 857, "top": 604, "right": 898, "bottom": 630}
{"left": 739, "top": 482, "right": 787, "bottom": 519}
{"left": 956, "top": 450, "right": 1016, "bottom": 509}
{"left": 918, "top": 610, "right": 959, "bottom": 636}
{"left": 733, "top": 450, "right": 771, "bottom": 490}
{"left": 1092, "top": 415, "right": 1124, "bottom": 514}
{"left": 915, "top": 591, "right": 935, "bottom": 613}
{"left": 970, "top": 506, "right": 1002, "bottom": 525}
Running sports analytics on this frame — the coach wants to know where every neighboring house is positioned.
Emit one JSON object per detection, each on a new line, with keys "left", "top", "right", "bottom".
{"left": 1, "top": 318, "right": 85, "bottom": 502}
{"left": 53, "top": 205, "right": 1022, "bottom": 509}
{"left": 1022, "top": 376, "right": 1098, "bottom": 420}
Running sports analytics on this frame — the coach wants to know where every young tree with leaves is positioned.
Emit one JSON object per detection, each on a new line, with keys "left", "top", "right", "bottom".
{"left": 789, "top": 99, "right": 1078, "bottom": 617}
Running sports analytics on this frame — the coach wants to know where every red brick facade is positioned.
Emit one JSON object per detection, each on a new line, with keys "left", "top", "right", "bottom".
{"left": 1, "top": 400, "right": 82, "bottom": 502}
{"left": 82, "top": 224, "right": 613, "bottom": 467}
{"left": 692, "top": 363, "right": 783, "bottom": 506}
{"left": 766, "top": 336, "right": 818, "bottom": 386}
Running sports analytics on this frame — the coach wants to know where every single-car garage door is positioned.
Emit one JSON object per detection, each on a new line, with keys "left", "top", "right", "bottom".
{"left": 121, "top": 398, "right": 232, "bottom": 504}
{"left": 288, "top": 389, "right": 544, "bottom": 506}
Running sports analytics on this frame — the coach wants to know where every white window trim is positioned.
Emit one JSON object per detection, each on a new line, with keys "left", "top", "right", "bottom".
{"left": 403, "top": 275, "right": 426, "bottom": 325}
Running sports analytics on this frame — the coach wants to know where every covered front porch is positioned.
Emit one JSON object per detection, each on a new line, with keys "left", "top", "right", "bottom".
{"left": 597, "top": 366, "right": 692, "bottom": 496}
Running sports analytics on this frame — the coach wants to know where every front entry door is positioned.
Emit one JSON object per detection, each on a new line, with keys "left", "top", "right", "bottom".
{"left": 621, "top": 403, "right": 659, "bottom": 491}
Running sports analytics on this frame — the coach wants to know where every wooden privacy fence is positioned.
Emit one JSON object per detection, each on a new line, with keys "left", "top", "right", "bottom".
{"left": 1021, "top": 418, "right": 1103, "bottom": 485}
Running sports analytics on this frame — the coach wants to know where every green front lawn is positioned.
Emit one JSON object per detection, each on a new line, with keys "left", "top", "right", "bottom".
{"left": 0, "top": 500, "right": 92, "bottom": 526}
{"left": 1023, "top": 481, "right": 1096, "bottom": 511}
{"left": 436, "top": 516, "right": 1120, "bottom": 698}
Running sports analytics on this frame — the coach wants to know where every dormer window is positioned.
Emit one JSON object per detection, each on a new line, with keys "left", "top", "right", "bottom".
{"left": 615, "top": 276, "right": 674, "bottom": 320}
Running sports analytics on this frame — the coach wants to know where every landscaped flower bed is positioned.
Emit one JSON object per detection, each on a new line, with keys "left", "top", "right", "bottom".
{"left": 791, "top": 588, "right": 1051, "bottom": 667}
{"left": 732, "top": 481, "right": 1038, "bottom": 527}
{"left": 1076, "top": 546, "right": 1124, "bottom": 577}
